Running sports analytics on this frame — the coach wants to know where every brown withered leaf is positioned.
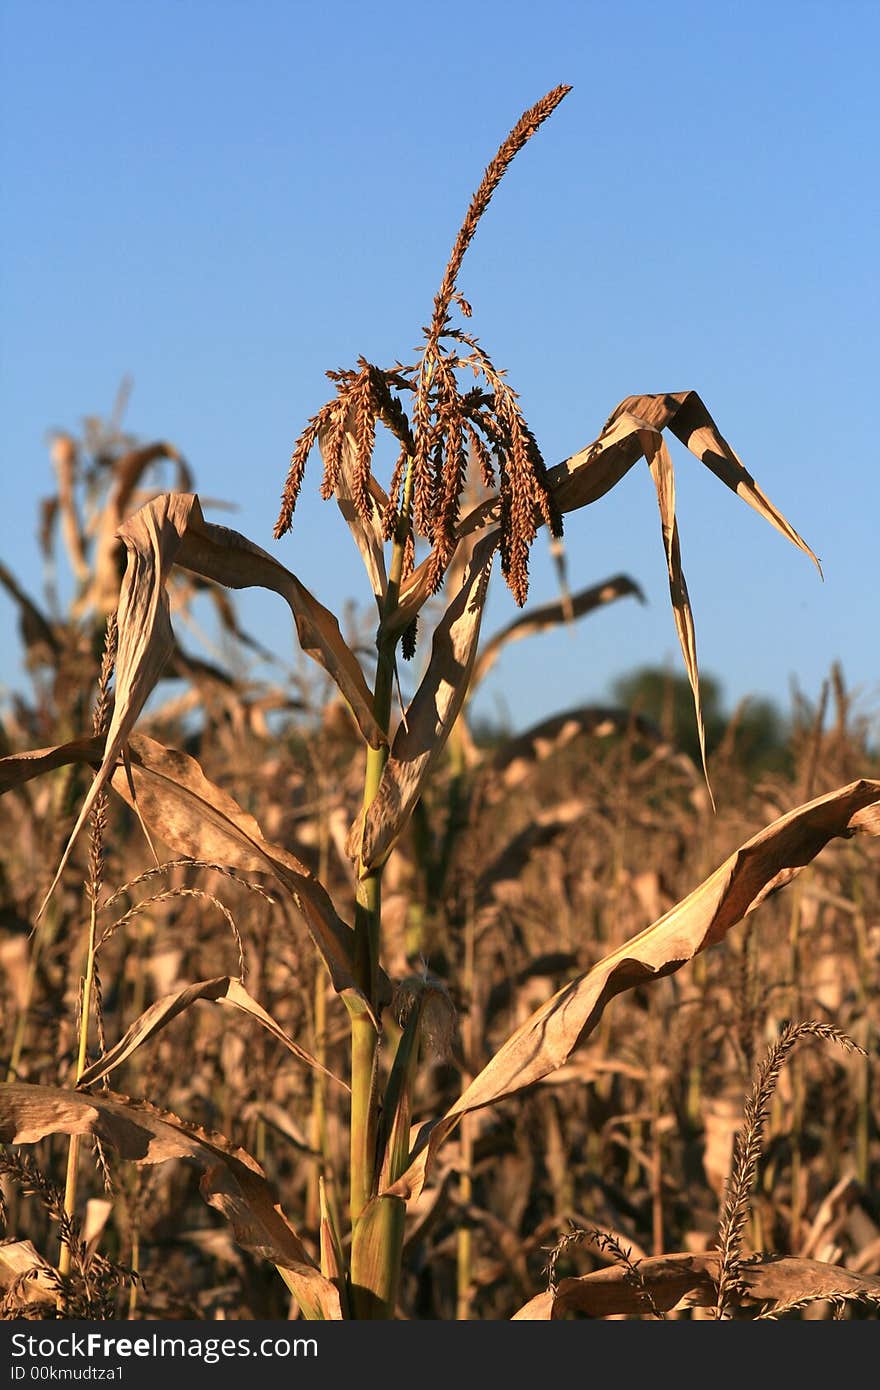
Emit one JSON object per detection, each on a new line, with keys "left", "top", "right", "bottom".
{"left": 113, "top": 735, "right": 378, "bottom": 1012}
{"left": 470, "top": 574, "right": 644, "bottom": 690}
{"left": 77, "top": 976, "right": 346, "bottom": 1091}
{"left": 319, "top": 1180, "right": 346, "bottom": 1284}
{"left": 82, "top": 1198, "right": 113, "bottom": 1259}
{"left": 511, "top": 1251, "right": 880, "bottom": 1319}
{"left": 39, "top": 492, "right": 383, "bottom": 918}
{"left": 81, "top": 441, "right": 192, "bottom": 618}
{"left": 39, "top": 496, "right": 189, "bottom": 915}
{"left": 356, "top": 531, "right": 497, "bottom": 870}
{"left": 611, "top": 391, "right": 820, "bottom": 573}
{"left": 386, "top": 778, "right": 880, "bottom": 1202}
{"left": 646, "top": 436, "right": 711, "bottom": 801}
{"left": 0, "top": 1083, "right": 342, "bottom": 1320}
{"left": 0, "top": 737, "right": 104, "bottom": 794}
{"left": 169, "top": 494, "right": 382, "bottom": 745}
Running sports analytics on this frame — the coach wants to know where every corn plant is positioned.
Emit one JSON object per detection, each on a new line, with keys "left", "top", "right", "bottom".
{"left": 1, "top": 84, "right": 879, "bottom": 1320}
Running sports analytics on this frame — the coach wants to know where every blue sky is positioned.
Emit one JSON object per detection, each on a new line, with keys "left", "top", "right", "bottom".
{"left": 2, "top": 0, "right": 878, "bottom": 735}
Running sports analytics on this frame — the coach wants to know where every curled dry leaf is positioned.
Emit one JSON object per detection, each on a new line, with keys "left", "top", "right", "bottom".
{"left": 0, "top": 1083, "right": 342, "bottom": 1320}
{"left": 511, "top": 1251, "right": 880, "bottom": 1319}
{"left": 39, "top": 492, "right": 383, "bottom": 920}
{"left": 385, "top": 778, "right": 880, "bottom": 1202}
{"left": 169, "top": 494, "right": 382, "bottom": 745}
{"left": 112, "top": 734, "right": 377, "bottom": 1010}
{"left": 80, "top": 441, "right": 192, "bottom": 619}
{"left": 645, "top": 435, "right": 711, "bottom": 799}
{"left": 611, "top": 391, "right": 820, "bottom": 572}
{"left": 76, "top": 976, "right": 347, "bottom": 1091}
{"left": 470, "top": 573, "right": 644, "bottom": 690}
{"left": 355, "top": 531, "right": 498, "bottom": 870}
{"left": 0, "top": 737, "right": 104, "bottom": 795}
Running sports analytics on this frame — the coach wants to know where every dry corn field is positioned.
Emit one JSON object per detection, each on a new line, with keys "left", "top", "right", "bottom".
{"left": 1, "top": 87, "right": 878, "bottom": 1322}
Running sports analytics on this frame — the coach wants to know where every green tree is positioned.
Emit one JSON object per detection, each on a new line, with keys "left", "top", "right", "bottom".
{"left": 612, "top": 665, "right": 786, "bottom": 773}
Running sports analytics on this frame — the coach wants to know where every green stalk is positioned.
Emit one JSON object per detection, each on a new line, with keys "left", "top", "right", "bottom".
{"left": 348, "top": 460, "right": 414, "bottom": 1309}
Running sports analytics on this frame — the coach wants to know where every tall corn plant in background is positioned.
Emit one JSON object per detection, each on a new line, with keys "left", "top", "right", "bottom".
{"left": 1, "top": 85, "right": 879, "bottom": 1319}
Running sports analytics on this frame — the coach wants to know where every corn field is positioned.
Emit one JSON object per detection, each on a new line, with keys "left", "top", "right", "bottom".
{"left": 1, "top": 87, "right": 878, "bottom": 1322}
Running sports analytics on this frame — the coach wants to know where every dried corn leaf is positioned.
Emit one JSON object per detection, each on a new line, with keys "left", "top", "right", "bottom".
{"left": 511, "top": 1251, "right": 880, "bottom": 1319}
{"left": 357, "top": 532, "right": 497, "bottom": 870}
{"left": 0, "top": 737, "right": 103, "bottom": 793}
{"left": 82, "top": 441, "right": 192, "bottom": 618}
{"left": 38, "top": 497, "right": 190, "bottom": 914}
{"left": 319, "top": 1180, "right": 345, "bottom": 1283}
{"left": 386, "top": 778, "right": 880, "bottom": 1201}
{"left": 77, "top": 976, "right": 346, "bottom": 1090}
{"left": 646, "top": 436, "right": 711, "bottom": 801}
{"left": 611, "top": 391, "right": 820, "bottom": 572}
{"left": 39, "top": 491, "right": 382, "bottom": 919}
{"left": 169, "top": 494, "right": 382, "bottom": 744}
{"left": 0, "top": 1083, "right": 342, "bottom": 1320}
{"left": 112, "top": 735, "right": 376, "bottom": 1011}
{"left": 471, "top": 574, "right": 644, "bottom": 689}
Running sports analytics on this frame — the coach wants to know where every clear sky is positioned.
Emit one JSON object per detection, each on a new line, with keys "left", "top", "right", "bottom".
{"left": 2, "top": 0, "right": 878, "bottom": 735}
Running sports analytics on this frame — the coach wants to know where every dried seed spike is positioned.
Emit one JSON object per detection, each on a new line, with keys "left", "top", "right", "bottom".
{"left": 410, "top": 86, "right": 570, "bottom": 564}
{"left": 714, "top": 1020, "right": 863, "bottom": 1319}
{"left": 275, "top": 407, "right": 327, "bottom": 537}
{"left": 319, "top": 398, "right": 349, "bottom": 500}
{"left": 428, "top": 85, "right": 571, "bottom": 348}
{"left": 382, "top": 446, "right": 409, "bottom": 540}
{"left": 352, "top": 371, "right": 378, "bottom": 525}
